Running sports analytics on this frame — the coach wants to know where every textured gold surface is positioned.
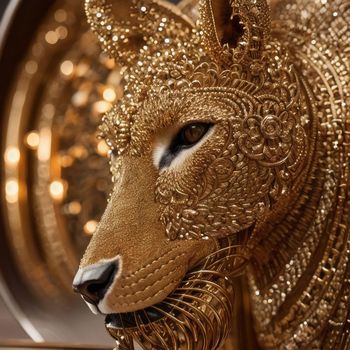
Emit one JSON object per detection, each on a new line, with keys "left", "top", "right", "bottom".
{"left": 107, "top": 239, "right": 247, "bottom": 350}
{"left": 77, "top": 0, "right": 350, "bottom": 349}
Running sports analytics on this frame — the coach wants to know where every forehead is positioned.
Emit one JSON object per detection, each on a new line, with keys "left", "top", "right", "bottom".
{"left": 101, "top": 89, "right": 238, "bottom": 155}
{"left": 135, "top": 91, "right": 233, "bottom": 128}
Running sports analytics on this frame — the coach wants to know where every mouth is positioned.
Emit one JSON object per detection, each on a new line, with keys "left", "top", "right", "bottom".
{"left": 105, "top": 306, "right": 167, "bottom": 329}
{"left": 104, "top": 237, "right": 249, "bottom": 350}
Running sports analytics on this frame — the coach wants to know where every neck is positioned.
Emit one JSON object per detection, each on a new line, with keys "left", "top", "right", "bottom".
{"left": 246, "top": 7, "right": 350, "bottom": 348}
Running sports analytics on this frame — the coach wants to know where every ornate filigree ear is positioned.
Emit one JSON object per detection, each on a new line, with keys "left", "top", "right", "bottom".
{"left": 199, "top": 0, "right": 271, "bottom": 67}
{"left": 85, "top": 0, "right": 194, "bottom": 66}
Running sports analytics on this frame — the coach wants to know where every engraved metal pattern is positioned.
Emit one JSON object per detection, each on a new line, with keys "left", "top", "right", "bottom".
{"left": 81, "top": 0, "right": 350, "bottom": 349}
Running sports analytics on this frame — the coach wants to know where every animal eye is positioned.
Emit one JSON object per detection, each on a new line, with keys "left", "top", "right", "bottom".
{"left": 177, "top": 123, "right": 212, "bottom": 147}
{"left": 158, "top": 122, "right": 212, "bottom": 169}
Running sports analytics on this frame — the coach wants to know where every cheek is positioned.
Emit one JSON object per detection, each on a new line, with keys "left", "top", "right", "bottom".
{"left": 156, "top": 148, "right": 220, "bottom": 206}
{"left": 156, "top": 125, "right": 252, "bottom": 239}
{"left": 156, "top": 124, "right": 229, "bottom": 202}
{"left": 158, "top": 161, "right": 270, "bottom": 240}
{"left": 156, "top": 141, "right": 273, "bottom": 240}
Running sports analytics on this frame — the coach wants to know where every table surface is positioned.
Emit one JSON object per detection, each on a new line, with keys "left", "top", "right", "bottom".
{"left": 0, "top": 339, "right": 110, "bottom": 350}
{"left": 0, "top": 296, "right": 28, "bottom": 340}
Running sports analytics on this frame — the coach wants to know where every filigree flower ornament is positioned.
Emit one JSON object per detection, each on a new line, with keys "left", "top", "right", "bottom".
{"left": 238, "top": 96, "right": 296, "bottom": 167}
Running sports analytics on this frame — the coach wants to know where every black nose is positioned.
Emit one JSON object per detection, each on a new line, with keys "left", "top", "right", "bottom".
{"left": 72, "top": 260, "right": 118, "bottom": 305}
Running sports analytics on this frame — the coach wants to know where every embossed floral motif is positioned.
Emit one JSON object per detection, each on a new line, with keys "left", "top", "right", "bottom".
{"left": 237, "top": 97, "right": 296, "bottom": 167}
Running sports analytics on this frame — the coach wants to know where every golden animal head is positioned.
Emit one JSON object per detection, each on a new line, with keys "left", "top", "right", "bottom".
{"left": 73, "top": 0, "right": 314, "bottom": 348}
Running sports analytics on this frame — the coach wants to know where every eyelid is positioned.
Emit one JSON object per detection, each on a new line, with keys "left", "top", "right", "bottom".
{"left": 177, "top": 119, "right": 215, "bottom": 129}
{"left": 173, "top": 123, "right": 213, "bottom": 149}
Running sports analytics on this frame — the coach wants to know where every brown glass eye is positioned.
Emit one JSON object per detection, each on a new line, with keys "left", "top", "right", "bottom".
{"left": 159, "top": 123, "right": 213, "bottom": 169}
{"left": 179, "top": 123, "right": 212, "bottom": 147}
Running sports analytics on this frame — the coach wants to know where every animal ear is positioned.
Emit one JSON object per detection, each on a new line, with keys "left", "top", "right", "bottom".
{"left": 199, "top": 0, "right": 271, "bottom": 66}
{"left": 85, "top": 0, "right": 194, "bottom": 66}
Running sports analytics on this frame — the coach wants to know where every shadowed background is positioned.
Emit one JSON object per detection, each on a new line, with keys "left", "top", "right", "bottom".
{"left": 0, "top": 0, "right": 180, "bottom": 346}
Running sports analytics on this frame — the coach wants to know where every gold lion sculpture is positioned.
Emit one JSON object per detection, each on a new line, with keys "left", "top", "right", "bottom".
{"left": 73, "top": 0, "right": 350, "bottom": 349}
